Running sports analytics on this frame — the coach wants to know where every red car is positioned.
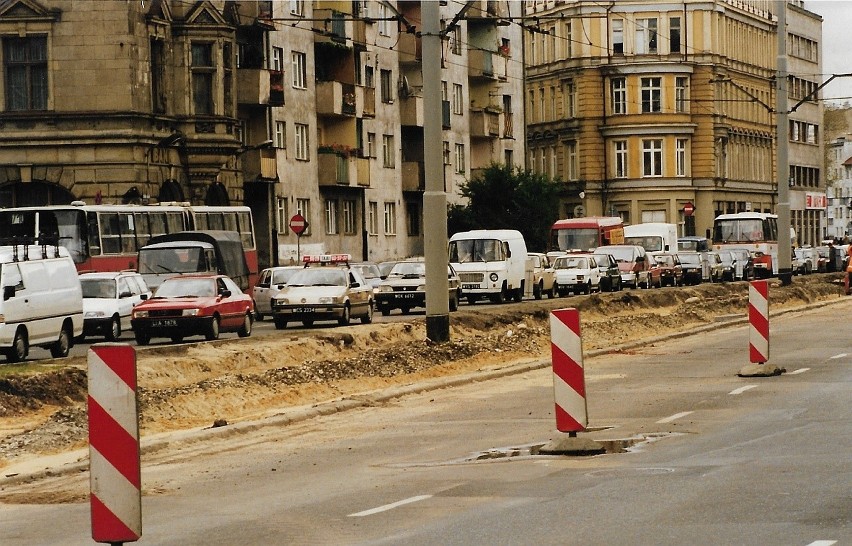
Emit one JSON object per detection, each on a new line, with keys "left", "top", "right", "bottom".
{"left": 131, "top": 274, "right": 254, "bottom": 345}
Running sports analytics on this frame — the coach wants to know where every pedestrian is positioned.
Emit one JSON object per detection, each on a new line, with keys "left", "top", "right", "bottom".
{"left": 845, "top": 243, "right": 852, "bottom": 296}
{"left": 828, "top": 241, "right": 837, "bottom": 273}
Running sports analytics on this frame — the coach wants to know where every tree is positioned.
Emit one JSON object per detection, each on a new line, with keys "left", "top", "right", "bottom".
{"left": 447, "top": 164, "right": 562, "bottom": 252}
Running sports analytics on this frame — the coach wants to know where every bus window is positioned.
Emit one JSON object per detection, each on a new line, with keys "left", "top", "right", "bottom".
{"left": 237, "top": 212, "right": 254, "bottom": 249}
{"left": 222, "top": 212, "right": 238, "bottom": 232}
{"left": 101, "top": 213, "right": 122, "bottom": 254}
{"left": 53, "top": 210, "right": 87, "bottom": 263}
{"left": 166, "top": 212, "right": 184, "bottom": 234}
{"left": 207, "top": 212, "right": 225, "bottom": 230}
{"left": 134, "top": 213, "right": 151, "bottom": 248}
{"left": 87, "top": 212, "right": 101, "bottom": 256}
{"left": 120, "top": 213, "right": 136, "bottom": 254}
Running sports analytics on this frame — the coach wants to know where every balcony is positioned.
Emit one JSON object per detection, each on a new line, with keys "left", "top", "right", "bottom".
{"left": 357, "top": 85, "right": 375, "bottom": 117}
{"left": 235, "top": 0, "right": 272, "bottom": 26}
{"left": 237, "top": 68, "right": 271, "bottom": 106}
{"left": 355, "top": 157, "right": 370, "bottom": 187}
{"left": 398, "top": 32, "right": 422, "bottom": 65}
{"left": 317, "top": 149, "right": 369, "bottom": 187}
{"left": 402, "top": 161, "right": 425, "bottom": 192}
{"left": 316, "top": 81, "right": 357, "bottom": 117}
{"left": 241, "top": 148, "right": 278, "bottom": 182}
{"left": 503, "top": 112, "right": 514, "bottom": 138}
{"left": 313, "top": 9, "right": 349, "bottom": 46}
{"left": 469, "top": 108, "right": 500, "bottom": 139}
{"left": 468, "top": 49, "right": 498, "bottom": 80}
{"left": 400, "top": 95, "right": 424, "bottom": 127}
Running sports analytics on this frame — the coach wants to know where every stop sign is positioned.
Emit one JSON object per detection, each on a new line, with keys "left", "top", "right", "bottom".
{"left": 289, "top": 214, "right": 307, "bottom": 235}
{"left": 683, "top": 202, "right": 695, "bottom": 216}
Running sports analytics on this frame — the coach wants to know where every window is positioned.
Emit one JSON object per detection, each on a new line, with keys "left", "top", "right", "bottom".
{"left": 612, "top": 19, "right": 624, "bottom": 55}
{"left": 640, "top": 77, "right": 662, "bottom": 113}
{"left": 406, "top": 201, "right": 421, "bottom": 236}
{"left": 290, "top": 0, "right": 304, "bottom": 16}
{"left": 150, "top": 39, "right": 166, "bottom": 114}
{"left": 789, "top": 120, "right": 819, "bottom": 144}
{"left": 368, "top": 201, "right": 379, "bottom": 235}
{"left": 383, "top": 202, "right": 396, "bottom": 235}
{"left": 3, "top": 35, "right": 48, "bottom": 111}
{"left": 564, "top": 80, "right": 576, "bottom": 118}
{"left": 378, "top": 2, "right": 391, "bottom": 36}
{"left": 443, "top": 141, "right": 451, "bottom": 165}
{"left": 611, "top": 77, "right": 626, "bottom": 114}
{"left": 364, "top": 65, "right": 374, "bottom": 88}
{"left": 455, "top": 143, "right": 465, "bottom": 174}
{"left": 669, "top": 17, "right": 681, "bottom": 53}
{"left": 566, "top": 141, "right": 578, "bottom": 181}
{"left": 642, "top": 139, "right": 663, "bottom": 177}
{"left": 191, "top": 42, "right": 214, "bottom": 114}
{"left": 382, "top": 134, "right": 395, "bottom": 167}
{"left": 275, "top": 121, "right": 286, "bottom": 149}
{"left": 294, "top": 123, "right": 309, "bottom": 160}
{"left": 272, "top": 47, "right": 284, "bottom": 71}
{"left": 380, "top": 69, "right": 393, "bottom": 103}
{"left": 528, "top": 89, "right": 536, "bottom": 123}
{"left": 366, "top": 132, "right": 376, "bottom": 158}
{"left": 550, "top": 86, "right": 557, "bottom": 120}
{"left": 451, "top": 27, "right": 462, "bottom": 55}
{"left": 291, "top": 51, "right": 306, "bottom": 88}
{"left": 295, "top": 198, "right": 311, "bottom": 235}
{"left": 614, "top": 140, "right": 628, "bottom": 178}
{"left": 676, "top": 139, "right": 688, "bottom": 177}
{"left": 636, "top": 18, "right": 658, "bottom": 54}
{"left": 549, "top": 145, "right": 557, "bottom": 178}
{"left": 452, "top": 83, "right": 463, "bottom": 115}
{"left": 276, "top": 197, "right": 289, "bottom": 233}
{"left": 325, "top": 199, "right": 338, "bottom": 235}
{"left": 343, "top": 200, "right": 356, "bottom": 234}
{"left": 675, "top": 77, "right": 688, "bottom": 113}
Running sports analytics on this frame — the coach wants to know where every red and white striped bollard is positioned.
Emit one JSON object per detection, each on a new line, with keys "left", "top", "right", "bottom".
{"left": 549, "top": 308, "right": 588, "bottom": 433}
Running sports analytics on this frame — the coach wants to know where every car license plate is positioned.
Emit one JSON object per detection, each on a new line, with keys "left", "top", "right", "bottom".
{"left": 462, "top": 284, "right": 479, "bottom": 290}
{"left": 395, "top": 293, "right": 417, "bottom": 299}
{"left": 151, "top": 319, "right": 177, "bottom": 328}
{"left": 294, "top": 307, "right": 315, "bottom": 313}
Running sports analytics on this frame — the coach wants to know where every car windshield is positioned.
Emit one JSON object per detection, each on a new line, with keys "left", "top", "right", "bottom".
{"left": 602, "top": 247, "right": 638, "bottom": 263}
{"left": 81, "top": 278, "right": 116, "bottom": 299}
{"left": 678, "top": 253, "right": 700, "bottom": 265}
{"left": 449, "top": 239, "right": 504, "bottom": 263}
{"left": 655, "top": 255, "right": 675, "bottom": 266}
{"left": 389, "top": 262, "right": 425, "bottom": 277}
{"left": 287, "top": 268, "right": 348, "bottom": 287}
{"left": 592, "top": 254, "right": 611, "bottom": 267}
{"left": 353, "top": 264, "right": 381, "bottom": 280}
{"left": 154, "top": 278, "right": 216, "bottom": 298}
{"left": 271, "top": 268, "right": 299, "bottom": 285}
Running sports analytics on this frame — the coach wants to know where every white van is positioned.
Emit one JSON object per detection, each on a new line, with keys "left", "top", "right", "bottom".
{"left": 449, "top": 229, "right": 528, "bottom": 304}
{"left": 624, "top": 223, "right": 678, "bottom": 254}
{"left": 0, "top": 244, "right": 84, "bottom": 362}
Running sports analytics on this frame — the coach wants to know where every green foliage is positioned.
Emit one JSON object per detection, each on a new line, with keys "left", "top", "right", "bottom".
{"left": 447, "top": 164, "right": 562, "bottom": 252}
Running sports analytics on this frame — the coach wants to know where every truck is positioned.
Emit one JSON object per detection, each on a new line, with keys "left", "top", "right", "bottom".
{"left": 624, "top": 223, "right": 678, "bottom": 255}
{"left": 137, "top": 230, "right": 252, "bottom": 292}
{"left": 449, "top": 229, "right": 528, "bottom": 304}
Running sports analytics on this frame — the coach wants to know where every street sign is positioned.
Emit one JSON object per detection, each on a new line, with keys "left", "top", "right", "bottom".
{"left": 289, "top": 214, "right": 307, "bottom": 236}
{"left": 682, "top": 202, "right": 695, "bottom": 216}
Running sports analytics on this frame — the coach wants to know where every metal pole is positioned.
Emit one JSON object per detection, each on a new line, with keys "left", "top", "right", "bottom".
{"left": 422, "top": 0, "right": 450, "bottom": 342}
{"left": 776, "top": 1, "right": 792, "bottom": 285}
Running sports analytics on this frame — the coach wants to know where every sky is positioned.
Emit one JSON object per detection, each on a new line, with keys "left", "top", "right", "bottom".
{"left": 805, "top": 0, "right": 852, "bottom": 105}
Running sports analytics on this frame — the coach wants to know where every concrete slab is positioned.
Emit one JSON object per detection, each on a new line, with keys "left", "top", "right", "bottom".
{"left": 737, "top": 363, "right": 785, "bottom": 377}
{"left": 538, "top": 435, "right": 606, "bottom": 456}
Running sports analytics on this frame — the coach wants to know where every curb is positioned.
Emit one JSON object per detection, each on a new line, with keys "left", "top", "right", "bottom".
{"left": 2, "top": 295, "right": 849, "bottom": 487}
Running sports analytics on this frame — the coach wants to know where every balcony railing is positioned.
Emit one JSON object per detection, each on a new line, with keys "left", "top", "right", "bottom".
{"left": 241, "top": 148, "right": 278, "bottom": 181}
{"left": 237, "top": 68, "right": 271, "bottom": 106}
{"left": 400, "top": 95, "right": 424, "bottom": 127}
{"left": 402, "top": 161, "right": 425, "bottom": 192}
{"left": 318, "top": 152, "right": 350, "bottom": 185}
{"left": 398, "top": 32, "right": 422, "bottom": 65}
{"left": 503, "top": 112, "right": 514, "bottom": 138}
{"left": 316, "top": 81, "right": 357, "bottom": 117}
{"left": 469, "top": 108, "right": 500, "bottom": 139}
{"left": 468, "top": 49, "right": 495, "bottom": 80}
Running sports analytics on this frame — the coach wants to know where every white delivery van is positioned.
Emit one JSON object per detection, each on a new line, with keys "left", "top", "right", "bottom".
{"left": 624, "top": 223, "right": 678, "bottom": 255}
{"left": 449, "top": 229, "right": 528, "bottom": 304}
{"left": 0, "top": 244, "right": 84, "bottom": 362}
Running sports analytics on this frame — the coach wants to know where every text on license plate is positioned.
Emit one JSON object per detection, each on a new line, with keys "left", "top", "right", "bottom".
{"left": 294, "top": 307, "right": 315, "bottom": 313}
{"left": 462, "top": 284, "right": 479, "bottom": 290}
{"left": 152, "top": 319, "right": 178, "bottom": 328}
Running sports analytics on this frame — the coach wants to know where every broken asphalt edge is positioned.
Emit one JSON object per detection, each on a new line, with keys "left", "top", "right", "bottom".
{"left": 2, "top": 295, "right": 850, "bottom": 487}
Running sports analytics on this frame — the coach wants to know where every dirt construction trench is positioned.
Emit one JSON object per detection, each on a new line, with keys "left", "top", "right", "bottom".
{"left": 0, "top": 274, "right": 847, "bottom": 474}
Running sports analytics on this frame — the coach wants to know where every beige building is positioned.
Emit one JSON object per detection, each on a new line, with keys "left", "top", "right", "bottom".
{"left": 524, "top": 0, "right": 823, "bottom": 244}
{"left": 0, "top": 0, "right": 525, "bottom": 268}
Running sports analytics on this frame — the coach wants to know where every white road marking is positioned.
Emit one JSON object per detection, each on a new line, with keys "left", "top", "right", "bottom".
{"left": 348, "top": 495, "right": 433, "bottom": 517}
{"left": 656, "top": 411, "right": 693, "bottom": 424}
{"left": 805, "top": 541, "right": 837, "bottom": 546}
{"left": 788, "top": 368, "right": 810, "bottom": 375}
{"left": 729, "top": 385, "right": 758, "bottom": 395}
{"left": 829, "top": 353, "right": 847, "bottom": 360}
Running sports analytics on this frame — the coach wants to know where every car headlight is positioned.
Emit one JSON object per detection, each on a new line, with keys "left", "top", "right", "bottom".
{"left": 85, "top": 311, "right": 106, "bottom": 318}
{"left": 416, "top": 284, "right": 427, "bottom": 291}
{"left": 181, "top": 309, "right": 200, "bottom": 317}
{"left": 133, "top": 310, "right": 148, "bottom": 318}
{"left": 377, "top": 285, "right": 393, "bottom": 293}
{"left": 489, "top": 273, "right": 498, "bottom": 282}
{"left": 576, "top": 275, "right": 585, "bottom": 281}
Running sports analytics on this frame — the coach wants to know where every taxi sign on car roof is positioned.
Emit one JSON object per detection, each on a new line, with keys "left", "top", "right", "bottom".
{"left": 303, "top": 253, "right": 351, "bottom": 266}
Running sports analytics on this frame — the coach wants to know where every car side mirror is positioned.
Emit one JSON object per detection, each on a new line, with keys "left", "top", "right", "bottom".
{"left": 275, "top": 283, "right": 285, "bottom": 289}
{"left": 140, "top": 294, "right": 148, "bottom": 300}
{"left": 259, "top": 282, "right": 270, "bottom": 288}
{"left": 119, "top": 291, "right": 132, "bottom": 298}
{"left": 3, "top": 285, "right": 15, "bottom": 301}
{"left": 350, "top": 281, "right": 361, "bottom": 288}
{"left": 220, "top": 289, "right": 232, "bottom": 298}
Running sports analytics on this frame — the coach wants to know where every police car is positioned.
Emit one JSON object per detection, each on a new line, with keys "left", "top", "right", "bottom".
{"left": 270, "top": 254, "right": 374, "bottom": 329}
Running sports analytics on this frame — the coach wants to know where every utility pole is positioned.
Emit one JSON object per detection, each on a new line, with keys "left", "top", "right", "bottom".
{"left": 776, "top": 0, "right": 792, "bottom": 285}
{"left": 422, "top": 0, "right": 451, "bottom": 342}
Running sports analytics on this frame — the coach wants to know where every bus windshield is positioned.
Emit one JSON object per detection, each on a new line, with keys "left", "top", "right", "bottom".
{"left": 449, "top": 239, "right": 505, "bottom": 263}
{"left": 714, "top": 219, "right": 767, "bottom": 243}
{"left": 555, "top": 228, "right": 599, "bottom": 252}
{"left": 0, "top": 209, "right": 88, "bottom": 263}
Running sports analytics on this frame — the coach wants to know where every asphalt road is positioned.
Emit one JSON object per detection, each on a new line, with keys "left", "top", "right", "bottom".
{"left": 3, "top": 299, "right": 851, "bottom": 545}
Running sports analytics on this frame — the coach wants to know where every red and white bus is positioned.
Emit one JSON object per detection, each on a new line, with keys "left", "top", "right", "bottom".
{"left": 0, "top": 202, "right": 258, "bottom": 282}
{"left": 712, "top": 212, "right": 779, "bottom": 278}
{"left": 549, "top": 216, "right": 625, "bottom": 254}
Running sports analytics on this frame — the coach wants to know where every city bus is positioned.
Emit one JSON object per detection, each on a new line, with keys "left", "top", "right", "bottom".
{"left": 549, "top": 216, "right": 624, "bottom": 254}
{"left": 712, "top": 212, "right": 779, "bottom": 278}
{"left": 0, "top": 202, "right": 258, "bottom": 284}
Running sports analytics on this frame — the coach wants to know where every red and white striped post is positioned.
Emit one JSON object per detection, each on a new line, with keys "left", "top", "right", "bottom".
{"left": 549, "top": 308, "right": 588, "bottom": 434}
{"left": 88, "top": 344, "right": 141, "bottom": 544}
{"left": 748, "top": 280, "right": 770, "bottom": 364}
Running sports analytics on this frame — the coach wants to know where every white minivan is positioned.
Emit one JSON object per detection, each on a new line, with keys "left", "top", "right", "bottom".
{"left": 0, "top": 245, "right": 84, "bottom": 362}
{"left": 449, "top": 229, "right": 528, "bottom": 304}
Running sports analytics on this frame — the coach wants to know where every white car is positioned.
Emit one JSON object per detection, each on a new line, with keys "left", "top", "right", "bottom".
{"left": 552, "top": 254, "right": 602, "bottom": 296}
{"left": 271, "top": 255, "right": 374, "bottom": 329}
{"left": 253, "top": 265, "right": 302, "bottom": 320}
{"left": 80, "top": 271, "right": 151, "bottom": 341}
{"left": 527, "top": 252, "right": 555, "bottom": 299}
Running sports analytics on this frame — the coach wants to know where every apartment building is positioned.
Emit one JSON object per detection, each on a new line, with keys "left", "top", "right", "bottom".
{"left": 524, "top": 0, "right": 823, "bottom": 244}
{"left": 825, "top": 132, "right": 852, "bottom": 240}
{"left": 0, "top": 0, "right": 525, "bottom": 268}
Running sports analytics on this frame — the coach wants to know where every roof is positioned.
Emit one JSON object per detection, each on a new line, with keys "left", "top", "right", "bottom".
{"left": 79, "top": 271, "right": 139, "bottom": 279}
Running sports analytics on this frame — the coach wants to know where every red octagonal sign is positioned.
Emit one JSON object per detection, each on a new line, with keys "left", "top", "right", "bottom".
{"left": 289, "top": 213, "right": 307, "bottom": 235}
{"left": 682, "top": 202, "right": 695, "bottom": 216}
